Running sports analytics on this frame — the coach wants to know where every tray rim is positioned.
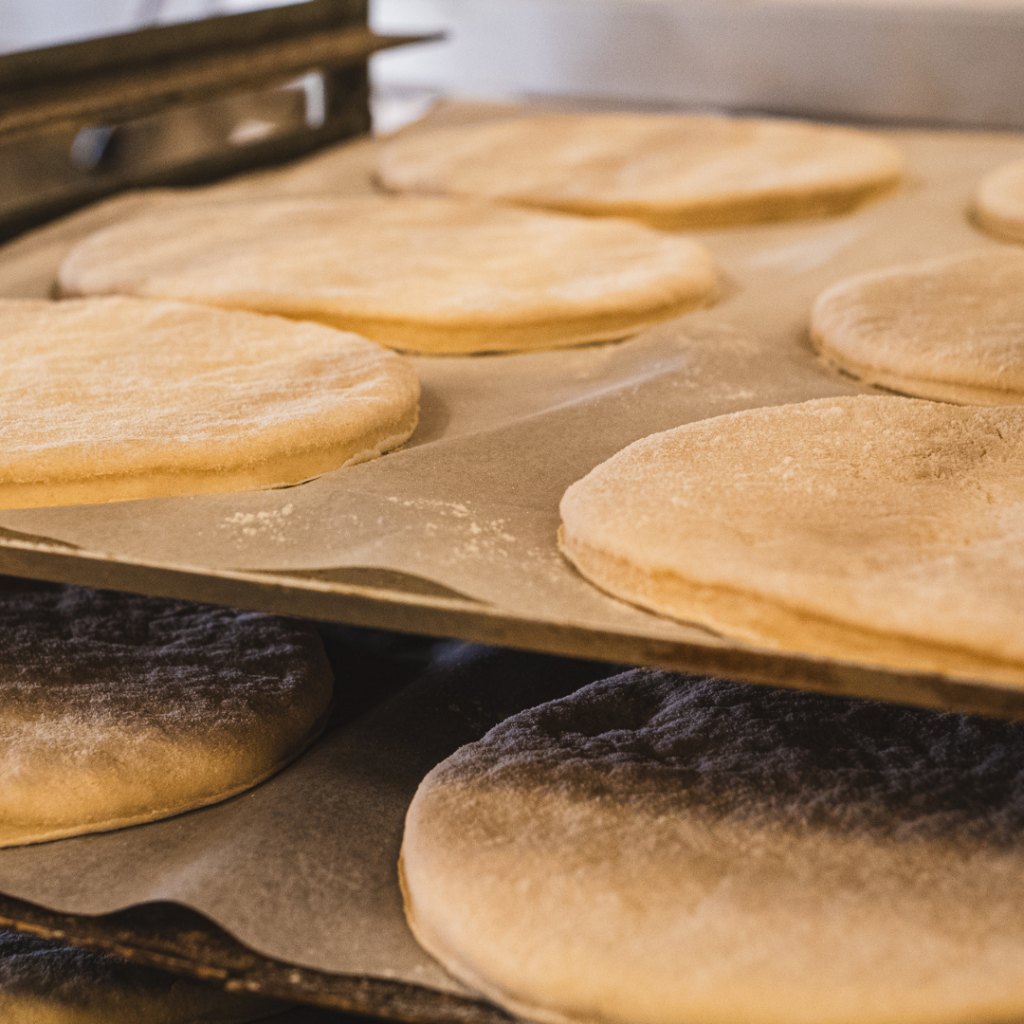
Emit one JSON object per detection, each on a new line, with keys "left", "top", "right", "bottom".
{"left": 4, "top": 536, "right": 1024, "bottom": 722}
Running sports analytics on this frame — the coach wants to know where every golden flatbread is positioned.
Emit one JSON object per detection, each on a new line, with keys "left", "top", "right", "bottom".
{"left": 57, "top": 196, "right": 718, "bottom": 354}
{"left": 974, "top": 157, "right": 1024, "bottom": 243}
{"left": 402, "top": 668, "right": 1024, "bottom": 1024}
{"left": 0, "top": 928, "right": 282, "bottom": 1022}
{"left": 0, "top": 584, "right": 333, "bottom": 847}
{"left": 377, "top": 112, "right": 904, "bottom": 229}
{"left": 559, "top": 396, "right": 1024, "bottom": 683}
{"left": 811, "top": 249, "right": 1024, "bottom": 404}
{"left": 0, "top": 296, "right": 418, "bottom": 510}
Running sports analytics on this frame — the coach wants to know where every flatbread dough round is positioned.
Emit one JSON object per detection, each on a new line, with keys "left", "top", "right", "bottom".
{"left": 0, "top": 584, "right": 333, "bottom": 847}
{"left": 811, "top": 249, "right": 1024, "bottom": 404}
{"left": 559, "top": 395, "right": 1024, "bottom": 683}
{"left": 402, "top": 668, "right": 1024, "bottom": 1024}
{"left": 974, "top": 157, "right": 1024, "bottom": 243}
{"left": 57, "top": 196, "right": 718, "bottom": 354}
{"left": 0, "top": 928, "right": 281, "bottom": 1023}
{"left": 0, "top": 296, "right": 418, "bottom": 510}
{"left": 377, "top": 112, "right": 904, "bottom": 229}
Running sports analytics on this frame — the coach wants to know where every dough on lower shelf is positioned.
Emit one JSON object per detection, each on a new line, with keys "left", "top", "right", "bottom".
{"left": 402, "top": 668, "right": 1024, "bottom": 1024}
{"left": 0, "top": 296, "right": 419, "bottom": 510}
{"left": 57, "top": 195, "right": 718, "bottom": 354}
{"left": 559, "top": 395, "right": 1024, "bottom": 683}
{"left": 0, "top": 583, "right": 334, "bottom": 847}
{"left": 810, "top": 249, "right": 1024, "bottom": 404}
{"left": 376, "top": 111, "right": 904, "bottom": 229}
{"left": 0, "top": 928, "right": 282, "bottom": 1023}
{"left": 974, "top": 157, "right": 1024, "bottom": 243}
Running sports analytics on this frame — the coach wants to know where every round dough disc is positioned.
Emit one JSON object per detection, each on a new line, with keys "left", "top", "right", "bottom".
{"left": 402, "top": 668, "right": 1024, "bottom": 1024}
{"left": 559, "top": 395, "right": 1024, "bottom": 683}
{"left": 0, "top": 928, "right": 281, "bottom": 1023}
{"left": 974, "top": 157, "right": 1024, "bottom": 243}
{"left": 811, "top": 249, "right": 1024, "bottom": 404}
{"left": 0, "top": 585, "right": 334, "bottom": 847}
{"left": 377, "top": 112, "right": 905, "bottom": 229}
{"left": 0, "top": 296, "right": 419, "bottom": 510}
{"left": 57, "top": 196, "right": 718, "bottom": 354}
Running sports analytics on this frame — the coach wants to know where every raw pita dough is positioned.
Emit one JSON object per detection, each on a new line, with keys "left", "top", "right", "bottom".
{"left": 811, "top": 249, "right": 1024, "bottom": 404}
{"left": 0, "top": 296, "right": 418, "bottom": 510}
{"left": 0, "top": 928, "right": 281, "bottom": 1023}
{"left": 402, "top": 668, "right": 1024, "bottom": 1024}
{"left": 377, "top": 112, "right": 904, "bottom": 229}
{"left": 559, "top": 395, "right": 1024, "bottom": 683}
{"left": 974, "top": 157, "right": 1024, "bottom": 243}
{"left": 0, "top": 584, "right": 333, "bottom": 847}
{"left": 57, "top": 196, "right": 718, "bottom": 354}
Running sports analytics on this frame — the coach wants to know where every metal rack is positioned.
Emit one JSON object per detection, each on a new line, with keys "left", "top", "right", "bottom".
{"left": 0, "top": 0, "right": 434, "bottom": 239}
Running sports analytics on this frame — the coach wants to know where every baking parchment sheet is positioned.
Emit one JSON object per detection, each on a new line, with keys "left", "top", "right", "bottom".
{"left": 2, "top": 105, "right": 1024, "bottom": 680}
{"left": 0, "top": 628, "right": 618, "bottom": 993}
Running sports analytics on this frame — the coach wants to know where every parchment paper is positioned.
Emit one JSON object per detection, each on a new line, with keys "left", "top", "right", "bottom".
{"left": 2, "top": 107, "right": 1024, "bottom": 671}
{"left": 0, "top": 627, "right": 618, "bottom": 992}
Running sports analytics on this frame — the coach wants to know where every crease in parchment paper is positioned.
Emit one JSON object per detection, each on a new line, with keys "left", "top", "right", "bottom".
{"left": 0, "top": 526, "right": 79, "bottom": 551}
{"left": 262, "top": 566, "right": 488, "bottom": 604}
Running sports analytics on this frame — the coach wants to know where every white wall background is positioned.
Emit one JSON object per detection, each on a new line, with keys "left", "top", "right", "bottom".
{"left": 3, "top": 0, "right": 1024, "bottom": 128}
{"left": 369, "top": 0, "right": 1024, "bottom": 128}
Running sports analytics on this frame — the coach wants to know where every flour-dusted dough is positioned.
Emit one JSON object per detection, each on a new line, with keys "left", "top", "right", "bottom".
{"left": 377, "top": 112, "right": 904, "bottom": 229}
{"left": 402, "top": 669, "right": 1024, "bottom": 1024}
{"left": 0, "top": 585, "right": 334, "bottom": 847}
{"left": 559, "top": 396, "right": 1024, "bottom": 683}
{"left": 0, "top": 929, "right": 282, "bottom": 1023}
{"left": 974, "top": 157, "right": 1024, "bottom": 243}
{"left": 0, "top": 297, "right": 418, "bottom": 510}
{"left": 811, "top": 249, "right": 1024, "bottom": 404}
{"left": 57, "top": 196, "right": 718, "bottom": 354}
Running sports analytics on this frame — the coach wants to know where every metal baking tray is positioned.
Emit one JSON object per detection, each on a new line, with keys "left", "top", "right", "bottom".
{"left": 2, "top": 102, "right": 1024, "bottom": 720}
